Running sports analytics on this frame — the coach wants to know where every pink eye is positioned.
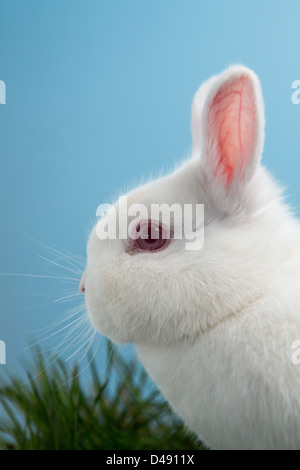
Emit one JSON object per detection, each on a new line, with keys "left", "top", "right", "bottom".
{"left": 131, "top": 220, "right": 170, "bottom": 252}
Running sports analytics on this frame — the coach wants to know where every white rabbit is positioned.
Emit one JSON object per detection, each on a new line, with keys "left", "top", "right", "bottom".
{"left": 81, "top": 65, "right": 300, "bottom": 450}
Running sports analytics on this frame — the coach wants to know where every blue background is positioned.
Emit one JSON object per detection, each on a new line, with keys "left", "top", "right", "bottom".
{"left": 1, "top": 0, "right": 300, "bottom": 379}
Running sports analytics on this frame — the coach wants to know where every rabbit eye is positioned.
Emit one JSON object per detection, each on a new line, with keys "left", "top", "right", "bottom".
{"left": 132, "top": 220, "right": 170, "bottom": 252}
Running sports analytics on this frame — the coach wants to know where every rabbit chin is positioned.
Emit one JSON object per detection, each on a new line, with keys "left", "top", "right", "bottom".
{"left": 84, "top": 296, "right": 163, "bottom": 346}
{"left": 84, "top": 281, "right": 199, "bottom": 347}
{"left": 85, "top": 303, "right": 133, "bottom": 345}
{"left": 83, "top": 270, "right": 150, "bottom": 345}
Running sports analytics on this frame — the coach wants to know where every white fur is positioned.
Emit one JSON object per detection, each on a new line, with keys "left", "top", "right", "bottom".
{"left": 82, "top": 66, "right": 300, "bottom": 449}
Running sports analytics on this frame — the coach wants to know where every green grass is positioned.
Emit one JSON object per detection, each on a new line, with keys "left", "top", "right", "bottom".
{"left": 0, "top": 341, "right": 205, "bottom": 450}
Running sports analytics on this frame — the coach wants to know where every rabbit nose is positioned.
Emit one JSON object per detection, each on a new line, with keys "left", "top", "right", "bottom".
{"left": 79, "top": 271, "right": 86, "bottom": 293}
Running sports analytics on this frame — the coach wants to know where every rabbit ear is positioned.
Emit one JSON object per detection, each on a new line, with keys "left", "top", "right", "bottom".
{"left": 197, "top": 66, "right": 265, "bottom": 205}
{"left": 191, "top": 75, "right": 218, "bottom": 151}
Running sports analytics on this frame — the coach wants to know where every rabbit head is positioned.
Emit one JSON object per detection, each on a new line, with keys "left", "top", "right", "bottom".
{"left": 82, "top": 65, "right": 274, "bottom": 347}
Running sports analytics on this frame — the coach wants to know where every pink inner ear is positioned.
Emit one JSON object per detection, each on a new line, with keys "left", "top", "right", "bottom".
{"left": 208, "top": 75, "right": 257, "bottom": 185}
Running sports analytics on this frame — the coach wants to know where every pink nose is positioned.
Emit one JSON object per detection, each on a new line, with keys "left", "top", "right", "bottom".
{"left": 79, "top": 272, "right": 86, "bottom": 293}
